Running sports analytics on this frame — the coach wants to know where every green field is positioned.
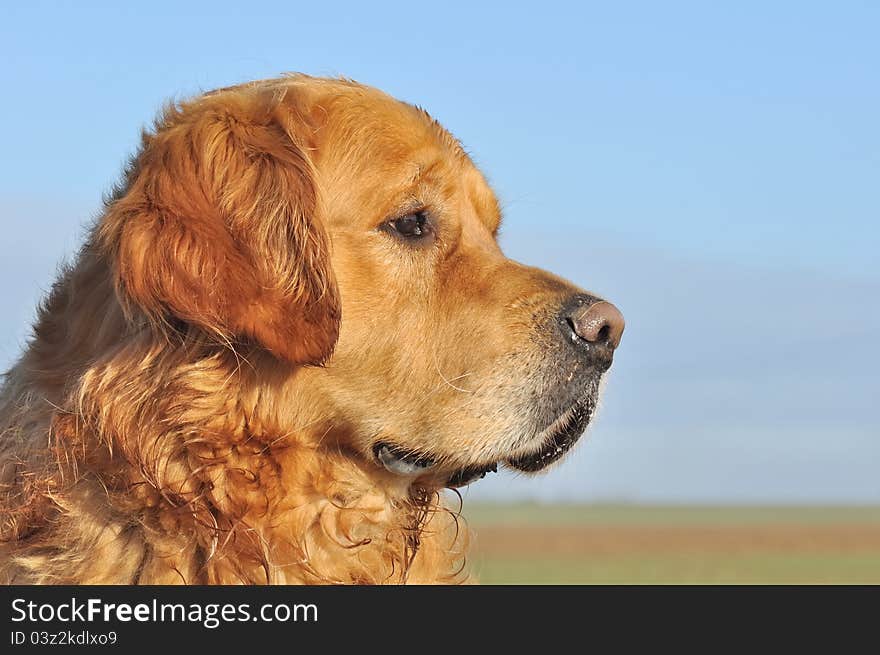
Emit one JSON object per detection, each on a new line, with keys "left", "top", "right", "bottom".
{"left": 463, "top": 504, "right": 880, "bottom": 584}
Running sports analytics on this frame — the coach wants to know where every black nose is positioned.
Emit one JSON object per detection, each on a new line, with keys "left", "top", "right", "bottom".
{"left": 561, "top": 295, "right": 625, "bottom": 365}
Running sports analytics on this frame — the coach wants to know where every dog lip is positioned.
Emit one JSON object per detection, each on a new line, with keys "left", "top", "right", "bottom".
{"left": 505, "top": 396, "right": 595, "bottom": 473}
{"left": 373, "top": 442, "right": 498, "bottom": 488}
{"left": 374, "top": 442, "right": 435, "bottom": 476}
{"left": 446, "top": 462, "right": 498, "bottom": 489}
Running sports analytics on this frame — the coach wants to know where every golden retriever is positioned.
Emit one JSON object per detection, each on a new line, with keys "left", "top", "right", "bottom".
{"left": 0, "top": 75, "right": 624, "bottom": 584}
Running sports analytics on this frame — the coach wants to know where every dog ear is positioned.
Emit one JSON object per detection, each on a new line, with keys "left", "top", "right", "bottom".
{"left": 99, "top": 89, "right": 339, "bottom": 365}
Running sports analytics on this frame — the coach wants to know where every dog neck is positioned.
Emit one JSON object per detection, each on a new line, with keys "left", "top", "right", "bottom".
{"left": 1, "top": 255, "right": 469, "bottom": 583}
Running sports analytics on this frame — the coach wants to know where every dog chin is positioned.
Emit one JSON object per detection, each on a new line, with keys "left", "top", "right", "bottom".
{"left": 505, "top": 393, "right": 597, "bottom": 473}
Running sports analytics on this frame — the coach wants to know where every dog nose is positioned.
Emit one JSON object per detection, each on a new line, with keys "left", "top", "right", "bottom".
{"left": 561, "top": 296, "right": 624, "bottom": 367}
{"left": 570, "top": 300, "right": 625, "bottom": 350}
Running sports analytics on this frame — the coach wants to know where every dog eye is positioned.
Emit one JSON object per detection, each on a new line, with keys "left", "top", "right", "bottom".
{"left": 386, "top": 211, "right": 433, "bottom": 241}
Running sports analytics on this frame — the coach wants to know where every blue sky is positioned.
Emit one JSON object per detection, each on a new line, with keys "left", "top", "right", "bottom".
{"left": 1, "top": 1, "right": 878, "bottom": 502}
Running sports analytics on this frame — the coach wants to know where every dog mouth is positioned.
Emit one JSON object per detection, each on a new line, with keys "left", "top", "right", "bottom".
{"left": 372, "top": 394, "right": 595, "bottom": 487}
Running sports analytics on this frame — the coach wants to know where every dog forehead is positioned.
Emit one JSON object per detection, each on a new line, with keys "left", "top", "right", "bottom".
{"left": 258, "top": 75, "right": 500, "bottom": 232}
{"left": 315, "top": 97, "right": 458, "bottom": 168}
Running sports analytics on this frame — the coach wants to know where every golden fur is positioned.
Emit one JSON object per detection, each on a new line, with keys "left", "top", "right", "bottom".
{"left": 0, "top": 75, "right": 615, "bottom": 584}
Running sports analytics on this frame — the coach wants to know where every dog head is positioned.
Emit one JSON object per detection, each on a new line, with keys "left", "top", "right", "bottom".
{"left": 100, "top": 75, "right": 624, "bottom": 489}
